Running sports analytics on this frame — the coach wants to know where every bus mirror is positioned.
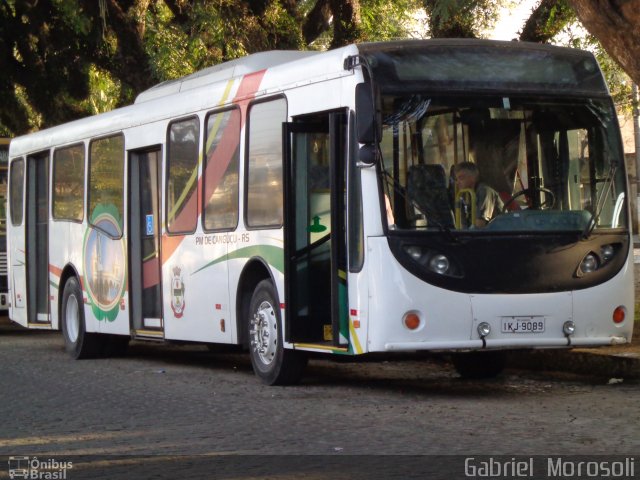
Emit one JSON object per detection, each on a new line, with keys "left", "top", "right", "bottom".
{"left": 356, "top": 83, "right": 381, "bottom": 145}
{"left": 358, "top": 144, "right": 378, "bottom": 166}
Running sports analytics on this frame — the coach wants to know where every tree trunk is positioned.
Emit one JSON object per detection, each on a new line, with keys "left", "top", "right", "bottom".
{"left": 519, "top": 0, "right": 573, "bottom": 43}
{"left": 329, "top": 0, "right": 362, "bottom": 48}
{"left": 568, "top": 0, "right": 640, "bottom": 85}
{"left": 102, "top": 0, "right": 157, "bottom": 94}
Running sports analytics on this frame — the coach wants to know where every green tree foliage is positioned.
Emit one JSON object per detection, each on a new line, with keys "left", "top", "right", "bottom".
{"left": 360, "top": 0, "right": 423, "bottom": 41}
{"left": 0, "top": 0, "right": 92, "bottom": 132}
{"left": 2, "top": 0, "right": 348, "bottom": 134}
{"left": 1, "top": 0, "right": 638, "bottom": 136}
{"left": 1, "top": 0, "right": 155, "bottom": 132}
{"left": 423, "top": 0, "right": 507, "bottom": 38}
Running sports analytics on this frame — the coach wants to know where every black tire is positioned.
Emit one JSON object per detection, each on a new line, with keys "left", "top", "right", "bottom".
{"left": 61, "top": 277, "right": 104, "bottom": 359}
{"left": 248, "top": 279, "right": 307, "bottom": 385}
{"left": 452, "top": 351, "right": 506, "bottom": 379}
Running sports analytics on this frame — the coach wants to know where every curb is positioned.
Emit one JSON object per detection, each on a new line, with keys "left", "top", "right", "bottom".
{"left": 506, "top": 348, "right": 640, "bottom": 379}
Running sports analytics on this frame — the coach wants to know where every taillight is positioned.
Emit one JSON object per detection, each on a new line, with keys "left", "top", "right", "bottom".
{"left": 612, "top": 306, "right": 626, "bottom": 324}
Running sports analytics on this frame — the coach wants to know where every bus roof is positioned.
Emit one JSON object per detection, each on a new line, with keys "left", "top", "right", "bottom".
{"left": 357, "top": 39, "right": 606, "bottom": 95}
{"left": 135, "top": 50, "right": 319, "bottom": 104}
{"left": 8, "top": 45, "right": 356, "bottom": 157}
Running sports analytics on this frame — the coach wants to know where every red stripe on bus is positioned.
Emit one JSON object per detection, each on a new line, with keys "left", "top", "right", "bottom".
{"left": 160, "top": 71, "right": 266, "bottom": 267}
{"left": 234, "top": 70, "right": 267, "bottom": 129}
{"left": 142, "top": 257, "right": 161, "bottom": 289}
{"left": 234, "top": 70, "right": 267, "bottom": 104}
{"left": 162, "top": 234, "right": 185, "bottom": 265}
{"left": 49, "top": 264, "right": 62, "bottom": 278}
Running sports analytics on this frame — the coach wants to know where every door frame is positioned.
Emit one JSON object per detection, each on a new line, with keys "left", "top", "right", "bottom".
{"left": 283, "top": 109, "right": 349, "bottom": 347}
{"left": 25, "top": 151, "right": 50, "bottom": 325}
{"left": 128, "top": 147, "right": 164, "bottom": 337}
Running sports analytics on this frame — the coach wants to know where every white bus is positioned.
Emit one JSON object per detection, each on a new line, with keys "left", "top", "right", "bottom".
{"left": 0, "top": 137, "right": 9, "bottom": 311}
{"left": 7, "top": 39, "right": 634, "bottom": 383}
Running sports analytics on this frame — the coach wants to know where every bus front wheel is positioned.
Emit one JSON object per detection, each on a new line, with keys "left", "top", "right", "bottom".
{"left": 248, "top": 280, "right": 307, "bottom": 385}
{"left": 451, "top": 351, "right": 506, "bottom": 379}
{"left": 61, "top": 277, "right": 103, "bottom": 359}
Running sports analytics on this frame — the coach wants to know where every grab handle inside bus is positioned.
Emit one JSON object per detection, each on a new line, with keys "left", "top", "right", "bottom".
{"left": 455, "top": 188, "right": 476, "bottom": 229}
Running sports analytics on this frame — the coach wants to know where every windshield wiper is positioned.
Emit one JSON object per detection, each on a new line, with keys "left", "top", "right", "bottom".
{"left": 582, "top": 162, "right": 617, "bottom": 239}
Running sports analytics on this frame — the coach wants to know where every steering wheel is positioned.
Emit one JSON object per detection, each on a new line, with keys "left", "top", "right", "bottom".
{"left": 503, "top": 187, "right": 555, "bottom": 212}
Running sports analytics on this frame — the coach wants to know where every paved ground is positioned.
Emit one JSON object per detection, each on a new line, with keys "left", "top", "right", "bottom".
{"left": 2, "top": 250, "right": 639, "bottom": 477}
{"left": 0, "top": 319, "right": 639, "bottom": 479}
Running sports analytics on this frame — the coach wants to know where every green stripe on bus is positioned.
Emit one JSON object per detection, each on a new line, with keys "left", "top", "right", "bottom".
{"left": 192, "top": 245, "right": 284, "bottom": 276}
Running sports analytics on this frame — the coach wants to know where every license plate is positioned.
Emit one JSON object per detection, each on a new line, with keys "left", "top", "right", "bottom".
{"left": 501, "top": 316, "right": 545, "bottom": 333}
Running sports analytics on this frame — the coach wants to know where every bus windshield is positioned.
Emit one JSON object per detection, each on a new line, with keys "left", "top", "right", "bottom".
{"left": 378, "top": 94, "right": 627, "bottom": 234}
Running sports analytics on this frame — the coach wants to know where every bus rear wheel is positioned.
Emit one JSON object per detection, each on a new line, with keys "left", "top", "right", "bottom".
{"left": 451, "top": 351, "right": 506, "bottom": 379}
{"left": 248, "top": 280, "right": 307, "bottom": 385}
{"left": 61, "top": 277, "right": 103, "bottom": 359}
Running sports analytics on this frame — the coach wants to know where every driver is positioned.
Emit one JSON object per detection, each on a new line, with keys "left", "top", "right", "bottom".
{"left": 454, "top": 162, "right": 504, "bottom": 227}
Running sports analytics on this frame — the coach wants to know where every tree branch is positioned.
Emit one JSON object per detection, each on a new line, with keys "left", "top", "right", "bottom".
{"left": 303, "top": 0, "right": 332, "bottom": 45}
{"left": 519, "top": 0, "right": 573, "bottom": 43}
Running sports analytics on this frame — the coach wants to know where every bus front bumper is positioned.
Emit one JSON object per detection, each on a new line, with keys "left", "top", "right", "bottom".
{"left": 383, "top": 336, "right": 629, "bottom": 352}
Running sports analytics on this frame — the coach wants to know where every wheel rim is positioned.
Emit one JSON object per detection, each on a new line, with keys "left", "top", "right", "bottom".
{"left": 250, "top": 300, "right": 278, "bottom": 366}
{"left": 65, "top": 293, "right": 80, "bottom": 343}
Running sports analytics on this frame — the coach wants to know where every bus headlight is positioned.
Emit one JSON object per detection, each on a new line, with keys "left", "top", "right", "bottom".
{"left": 428, "top": 254, "right": 450, "bottom": 275}
{"left": 402, "top": 246, "right": 463, "bottom": 278}
{"left": 579, "top": 252, "right": 599, "bottom": 274}
{"left": 405, "top": 246, "right": 423, "bottom": 261}
{"left": 575, "top": 243, "right": 620, "bottom": 277}
{"left": 600, "top": 244, "right": 615, "bottom": 262}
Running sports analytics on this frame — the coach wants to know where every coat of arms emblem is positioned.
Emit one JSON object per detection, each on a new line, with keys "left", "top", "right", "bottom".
{"left": 170, "top": 265, "right": 185, "bottom": 318}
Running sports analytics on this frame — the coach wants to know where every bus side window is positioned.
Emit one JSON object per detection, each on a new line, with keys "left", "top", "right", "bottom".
{"left": 88, "top": 135, "right": 124, "bottom": 237}
{"left": 203, "top": 108, "right": 241, "bottom": 231}
{"left": 10, "top": 158, "right": 25, "bottom": 226}
{"left": 167, "top": 117, "right": 200, "bottom": 234}
{"left": 246, "top": 98, "right": 287, "bottom": 228}
{"left": 53, "top": 144, "right": 85, "bottom": 222}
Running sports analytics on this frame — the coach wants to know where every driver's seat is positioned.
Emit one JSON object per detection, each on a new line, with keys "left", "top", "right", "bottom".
{"left": 406, "top": 164, "right": 454, "bottom": 228}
